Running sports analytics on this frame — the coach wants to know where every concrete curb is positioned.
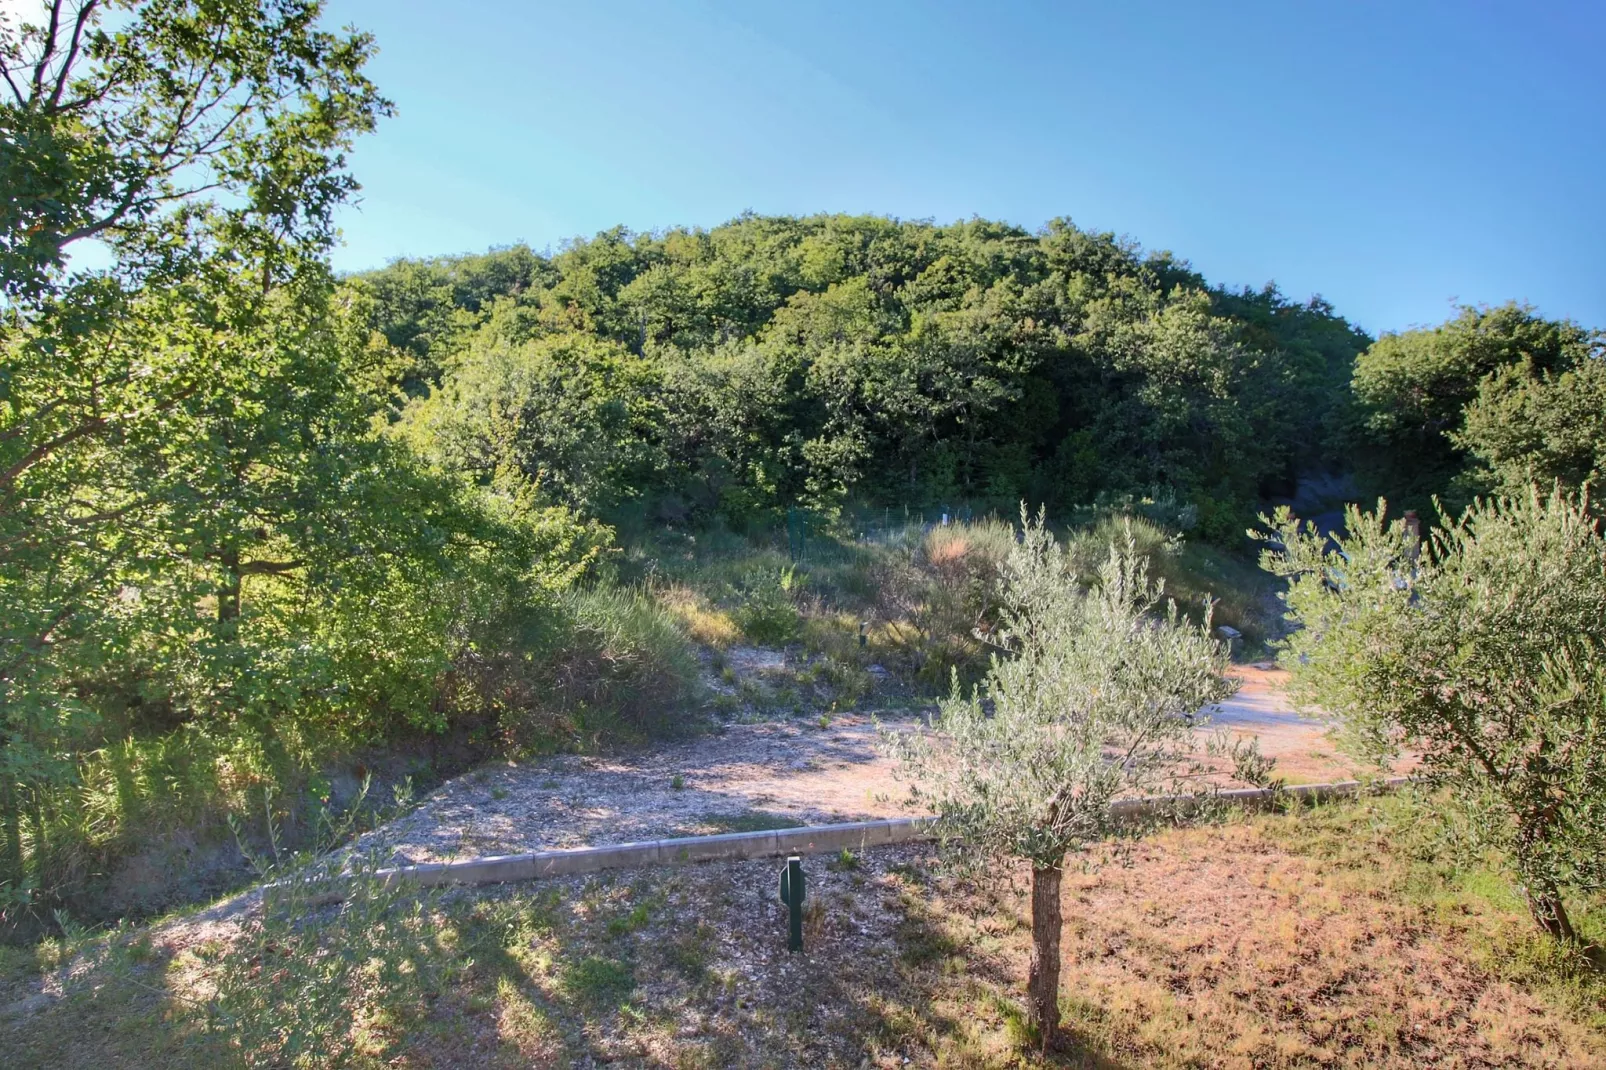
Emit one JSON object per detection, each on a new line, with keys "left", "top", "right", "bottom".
{"left": 282, "top": 776, "right": 1418, "bottom": 906}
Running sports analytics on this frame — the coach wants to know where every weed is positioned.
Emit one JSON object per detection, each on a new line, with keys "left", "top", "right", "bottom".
{"left": 696, "top": 809, "right": 805, "bottom": 834}
{"left": 561, "top": 955, "right": 635, "bottom": 1007}
{"left": 605, "top": 899, "right": 655, "bottom": 936}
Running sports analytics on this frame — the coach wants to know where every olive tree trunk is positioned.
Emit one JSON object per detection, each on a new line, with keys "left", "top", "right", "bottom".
{"left": 1526, "top": 884, "right": 1578, "bottom": 944}
{"left": 1027, "top": 862, "right": 1064, "bottom": 1052}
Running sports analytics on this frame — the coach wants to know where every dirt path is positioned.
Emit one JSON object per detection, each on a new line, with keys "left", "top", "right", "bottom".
{"left": 354, "top": 712, "right": 920, "bottom": 866}
{"left": 353, "top": 659, "right": 1364, "bottom": 868}
{"left": 1203, "top": 663, "right": 1369, "bottom": 785}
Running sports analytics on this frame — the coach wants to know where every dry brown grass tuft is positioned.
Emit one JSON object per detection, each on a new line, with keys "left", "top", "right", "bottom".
{"left": 657, "top": 583, "right": 741, "bottom": 647}
{"left": 926, "top": 532, "right": 973, "bottom": 570}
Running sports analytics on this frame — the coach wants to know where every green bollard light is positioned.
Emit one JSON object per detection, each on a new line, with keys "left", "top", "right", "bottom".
{"left": 778, "top": 854, "right": 805, "bottom": 952}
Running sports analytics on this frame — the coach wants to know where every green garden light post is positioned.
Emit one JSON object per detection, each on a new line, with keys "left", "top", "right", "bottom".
{"left": 778, "top": 855, "right": 805, "bottom": 952}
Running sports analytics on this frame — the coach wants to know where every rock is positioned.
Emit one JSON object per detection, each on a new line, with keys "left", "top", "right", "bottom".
{"left": 1216, "top": 625, "right": 1242, "bottom": 641}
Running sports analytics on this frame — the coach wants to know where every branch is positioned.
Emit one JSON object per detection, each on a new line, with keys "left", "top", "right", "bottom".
{"left": 56, "top": 181, "right": 226, "bottom": 246}
{"left": 0, "top": 377, "right": 200, "bottom": 496}
{"left": 0, "top": 415, "right": 106, "bottom": 492}
{"left": 1, "top": 57, "right": 25, "bottom": 106}
{"left": 29, "top": 0, "right": 65, "bottom": 101}
{"left": 46, "top": 0, "right": 96, "bottom": 111}
{"left": 236, "top": 559, "right": 304, "bottom": 576}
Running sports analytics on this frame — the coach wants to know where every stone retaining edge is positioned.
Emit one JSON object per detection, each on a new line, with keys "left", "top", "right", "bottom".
{"left": 282, "top": 776, "right": 1418, "bottom": 907}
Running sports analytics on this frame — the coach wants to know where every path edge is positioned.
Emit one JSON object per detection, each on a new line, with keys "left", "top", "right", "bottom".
{"left": 283, "top": 775, "right": 1418, "bottom": 906}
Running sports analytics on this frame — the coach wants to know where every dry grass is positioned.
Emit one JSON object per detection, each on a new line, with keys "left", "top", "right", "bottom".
{"left": 4, "top": 793, "right": 1602, "bottom": 1068}
{"left": 657, "top": 583, "right": 742, "bottom": 647}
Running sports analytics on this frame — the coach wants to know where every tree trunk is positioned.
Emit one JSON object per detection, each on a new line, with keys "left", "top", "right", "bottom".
{"left": 1526, "top": 883, "right": 1578, "bottom": 944}
{"left": 0, "top": 778, "right": 24, "bottom": 894}
{"left": 1027, "top": 862, "right": 1064, "bottom": 1053}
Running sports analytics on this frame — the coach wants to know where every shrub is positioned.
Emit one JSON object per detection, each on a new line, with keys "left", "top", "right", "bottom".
{"left": 1259, "top": 486, "right": 1606, "bottom": 946}
{"left": 475, "top": 584, "right": 703, "bottom": 748}
{"left": 733, "top": 568, "right": 802, "bottom": 645}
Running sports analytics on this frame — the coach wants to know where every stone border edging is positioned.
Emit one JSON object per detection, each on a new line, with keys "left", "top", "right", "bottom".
{"left": 286, "top": 776, "right": 1417, "bottom": 906}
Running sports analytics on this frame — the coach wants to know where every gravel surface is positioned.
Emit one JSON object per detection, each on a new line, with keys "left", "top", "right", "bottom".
{"left": 355, "top": 710, "right": 926, "bottom": 866}
{"left": 352, "top": 659, "right": 1365, "bottom": 868}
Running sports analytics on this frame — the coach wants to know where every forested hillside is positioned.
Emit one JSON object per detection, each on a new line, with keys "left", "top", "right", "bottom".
{"left": 356, "top": 218, "right": 1372, "bottom": 540}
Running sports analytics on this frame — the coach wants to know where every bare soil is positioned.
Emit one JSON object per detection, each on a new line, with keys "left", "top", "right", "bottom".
{"left": 354, "top": 657, "right": 1367, "bottom": 868}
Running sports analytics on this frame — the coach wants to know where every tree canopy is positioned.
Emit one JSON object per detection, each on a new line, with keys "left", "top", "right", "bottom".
{"left": 358, "top": 216, "right": 1374, "bottom": 537}
{"left": 1348, "top": 303, "right": 1603, "bottom": 510}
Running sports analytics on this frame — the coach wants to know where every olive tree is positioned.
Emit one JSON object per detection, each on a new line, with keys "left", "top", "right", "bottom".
{"left": 1257, "top": 488, "right": 1606, "bottom": 946}
{"left": 887, "top": 509, "right": 1233, "bottom": 1050}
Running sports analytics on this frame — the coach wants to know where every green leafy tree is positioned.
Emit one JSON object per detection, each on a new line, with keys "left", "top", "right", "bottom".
{"left": 888, "top": 510, "right": 1232, "bottom": 1050}
{"left": 1349, "top": 304, "right": 1594, "bottom": 509}
{"left": 1454, "top": 342, "right": 1606, "bottom": 497}
{"left": 1, "top": 0, "right": 388, "bottom": 686}
{"left": 402, "top": 332, "right": 669, "bottom": 513}
{"left": 1, "top": 0, "right": 389, "bottom": 914}
{"left": 1258, "top": 489, "right": 1606, "bottom": 946}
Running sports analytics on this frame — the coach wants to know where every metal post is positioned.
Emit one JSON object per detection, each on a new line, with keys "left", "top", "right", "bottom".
{"left": 778, "top": 854, "right": 805, "bottom": 952}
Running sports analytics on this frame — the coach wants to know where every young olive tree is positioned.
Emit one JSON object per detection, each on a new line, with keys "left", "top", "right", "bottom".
{"left": 1257, "top": 488, "right": 1606, "bottom": 946}
{"left": 887, "top": 510, "right": 1233, "bottom": 1050}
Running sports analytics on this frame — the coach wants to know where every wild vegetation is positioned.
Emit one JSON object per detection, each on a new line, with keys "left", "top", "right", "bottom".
{"left": 365, "top": 217, "right": 1371, "bottom": 540}
{"left": 3, "top": 1, "right": 1606, "bottom": 1064}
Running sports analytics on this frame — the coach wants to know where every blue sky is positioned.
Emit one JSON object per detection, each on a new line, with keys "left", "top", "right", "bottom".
{"left": 325, "top": 0, "right": 1604, "bottom": 337}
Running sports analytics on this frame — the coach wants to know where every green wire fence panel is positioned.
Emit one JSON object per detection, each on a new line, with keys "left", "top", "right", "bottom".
{"left": 786, "top": 507, "right": 809, "bottom": 563}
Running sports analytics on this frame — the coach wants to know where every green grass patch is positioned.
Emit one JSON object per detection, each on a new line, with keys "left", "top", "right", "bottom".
{"left": 694, "top": 809, "right": 806, "bottom": 834}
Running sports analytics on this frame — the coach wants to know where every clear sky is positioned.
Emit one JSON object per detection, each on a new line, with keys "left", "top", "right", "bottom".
{"left": 324, "top": 0, "right": 1604, "bottom": 337}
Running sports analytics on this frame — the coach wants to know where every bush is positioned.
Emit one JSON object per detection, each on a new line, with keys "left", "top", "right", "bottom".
{"left": 1260, "top": 487, "right": 1606, "bottom": 945}
{"left": 733, "top": 568, "right": 803, "bottom": 645}
{"left": 470, "top": 586, "right": 703, "bottom": 751}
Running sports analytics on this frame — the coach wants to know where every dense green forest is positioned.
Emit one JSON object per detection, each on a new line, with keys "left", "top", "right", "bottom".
{"left": 356, "top": 217, "right": 1605, "bottom": 529}
{"left": 3, "top": 0, "right": 1603, "bottom": 935}
{"left": 359, "top": 218, "right": 1372, "bottom": 539}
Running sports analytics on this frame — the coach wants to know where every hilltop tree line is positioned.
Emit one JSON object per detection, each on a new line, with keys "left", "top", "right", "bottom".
{"left": 356, "top": 219, "right": 1604, "bottom": 532}
{"left": 361, "top": 218, "right": 1367, "bottom": 539}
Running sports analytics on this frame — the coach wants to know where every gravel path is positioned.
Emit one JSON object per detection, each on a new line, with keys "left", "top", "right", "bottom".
{"left": 355, "top": 711, "right": 924, "bottom": 866}
{"left": 352, "top": 660, "right": 1364, "bottom": 867}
